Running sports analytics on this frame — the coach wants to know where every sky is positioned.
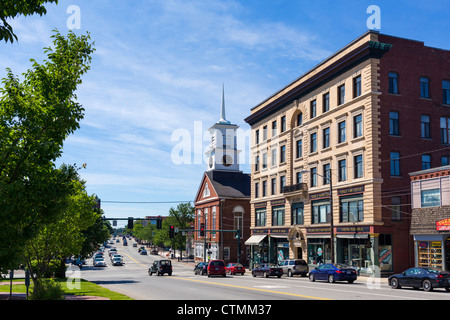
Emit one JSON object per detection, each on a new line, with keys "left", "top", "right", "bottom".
{"left": 1, "top": 0, "right": 450, "bottom": 227}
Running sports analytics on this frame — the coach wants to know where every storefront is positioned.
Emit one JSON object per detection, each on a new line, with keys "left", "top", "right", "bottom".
{"left": 414, "top": 233, "right": 450, "bottom": 271}
{"left": 245, "top": 228, "right": 289, "bottom": 268}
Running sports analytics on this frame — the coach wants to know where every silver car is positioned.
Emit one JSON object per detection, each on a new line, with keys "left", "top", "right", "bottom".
{"left": 280, "top": 259, "right": 308, "bottom": 277}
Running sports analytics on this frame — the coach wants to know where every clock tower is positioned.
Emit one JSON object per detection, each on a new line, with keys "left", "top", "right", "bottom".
{"left": 205, "top": 85, "right": 241, "bottom": 172}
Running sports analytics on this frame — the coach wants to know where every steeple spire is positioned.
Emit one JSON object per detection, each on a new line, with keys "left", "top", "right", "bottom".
{"left": 218, "top": 84, "right": 231, "bottom": 125}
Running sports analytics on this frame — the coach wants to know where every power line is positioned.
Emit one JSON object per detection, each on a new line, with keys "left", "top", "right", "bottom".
{"left": 102, "top": 200, "right": 193, "bottom": 204}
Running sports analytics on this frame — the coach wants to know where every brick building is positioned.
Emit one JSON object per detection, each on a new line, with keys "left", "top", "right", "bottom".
{"left": 244, "top": 30, "right": 450, "bottom": 275}
{"left": 410, "top": 165, "right": 450, "bottom": 271}
{"left": 193, "top": 88, "right": 251, "bottom": 265}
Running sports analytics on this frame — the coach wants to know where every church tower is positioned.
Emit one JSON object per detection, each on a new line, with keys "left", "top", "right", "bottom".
{"left": 205, "top": 85, "right": 241, "bottom": 172}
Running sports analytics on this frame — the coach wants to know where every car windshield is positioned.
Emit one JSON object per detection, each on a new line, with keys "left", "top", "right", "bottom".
{"left": 160, "top": 261, "right": 171, "bottom": 266}
{"left": 233, "top": 263, "right": 243, "bottom": 267}
{"left": 294, "top": 260, "right": 306, "bottom": 265}
{"left": 335, "top": 263, "right": 351, "bottom": 269}
{"left": 210, "top": 261, "right": 224, "bottom": 266}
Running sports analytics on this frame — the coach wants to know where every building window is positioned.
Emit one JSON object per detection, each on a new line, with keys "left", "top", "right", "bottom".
{"left": 353, "top": 75, "right": 361, "bottom": 98}
{"left": 255, "top": 155, "right": 259, "bottom": 171}
{"left": 338, "top": 120, "right": 346, "bottom": 143}
{"left": 389, "top": 111, "right": 400, "bottom": 136}
{"left": 310, "top": 167, "right": 317, "bottom": 187}
{"left": 271, "top": 148, "right": 277, "bottom": 166}
{"left": 281, "top": 116, "right": 286, "bottom": 133}
{"left": 420, "top": 77, "right": 430, "bottom": 98}
{"left": 323, "top": 92, "right": 330, "bottom": 112}
{"left": 389, "top": 72, "right": 399, "bottom": 94}
{"left": 353, "top": 114, "right": 363, "bottom": 138}
{"left": 312, "top": 201, "right": 330, "bottom": 224}
{"left": 255, "top": 130, "right": 259, "bottom": 145}
{"left": 340, "top": 196, "right": 364, "bottom": 222}
{"left": 263, "top": 125, "right": 267, "bottom": 140}
{"left": 280, "top": 175, "right": 286, "bottom": 192}
{"left": 443, "top": 80, "right": 450, "bottom": 105}
{"left": 280, "top": 145, "right": 286, "bottom": 163}
{"left": 323, "top": 163, "right": 331, "bottom": 185}
{"left": 338, "top": 84, "right": 345, "bottom": 105}
{"left": 440, "top": 117, "right": 450, "bottom": 144}
{"left": 262, "top": 153, "right": 267, "bottom": 169}
{"left": 254, "top": 182, "right": 259, "bottom": 198}
{"left": 421, "top": 115, "right": 431, "bottom": 139}
{"left": 292, "top": 203, "right": 304, "bottom": 225}
{"left": 354, "top": 154, "right": 363, "bottom": 178}
{"left": 390, "top": 151, "right": 401, "bottom": 176}
{"left": 422, "top": 154, "right": 431, "bottom": 170}
{"left": 255, "top": 208, "right": 266, "bottom": 227}
{"left": 272, "top": 120, "right": 277, "bottom": 137}
{"left": 310, "top": 100, "right": 317, "bottom": 119}
{"left": 323, "top": 127, "right": 330, "bottom": 149}
{"left": 310, "top": 133, "right": 317, "bottom": 153}
{"left": 338, "top": 159, "right": 347, "bottom": 182}
{"left": 296, "top": 172, "right": 303, "bottom": 184}
{"left": 421, "top": 189, "right": 440, "bottom": 207}
{"left": 441, "top": 155, "right": 450, "bottom": 166}
{"left": 296, "top": 139, "right": 302, "bottom": 159}
{"left": 271, "top": 178, "right": 276, "bottom": 195}
{"left": 272, "top": 206, "right": 285, "bottom": 226}
{"left": 391, "top": 197, "right": 401, "bottom": 221}
{"left": 297, "top": 113, "right": 303, "bottom": 126}
{"left": 262, "top": 180, "right": 267, "bottom": 197}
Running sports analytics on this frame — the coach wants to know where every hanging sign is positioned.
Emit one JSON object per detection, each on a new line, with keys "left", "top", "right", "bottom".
{"left": 436, "top": 219, "right": 450, "bottom": 231}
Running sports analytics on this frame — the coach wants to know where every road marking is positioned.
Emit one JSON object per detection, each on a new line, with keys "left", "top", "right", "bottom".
{"left": 120, "top": 252, "right": 147, "bottom": 268}
{"left": 170, "top": 276, "right": 331, "bottom": 300}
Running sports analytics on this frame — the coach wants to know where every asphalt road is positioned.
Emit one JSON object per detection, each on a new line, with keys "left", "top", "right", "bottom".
{"left": 79, "top": 238, "right": 450, "bottom": 301}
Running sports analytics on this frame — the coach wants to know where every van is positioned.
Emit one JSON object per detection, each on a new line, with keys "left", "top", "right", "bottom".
{"left": 280, "top": 259, "right": 308, "bottom": 277}
{"left": 207, "top": 260, "right": 226, "bottom": 277}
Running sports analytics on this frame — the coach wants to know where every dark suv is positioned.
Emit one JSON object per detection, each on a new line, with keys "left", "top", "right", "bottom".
{"left": 280, "top": 259, "right": 308, "bottom": 277}
{"left": 148, "top": 259, "right": 172, "bottom": 276}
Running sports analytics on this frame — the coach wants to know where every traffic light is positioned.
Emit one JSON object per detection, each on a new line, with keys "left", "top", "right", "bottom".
{"left": 169, "top": 225, "right": 175, "bottom": 238}
{"left": 200, "top": 223, "right": 205, "bottom": 237}
{"left": 128, "top": 217, "right": 133, "bottom": 229}
{"left": 156, "top": 216, "right": 162, "bottom": 229}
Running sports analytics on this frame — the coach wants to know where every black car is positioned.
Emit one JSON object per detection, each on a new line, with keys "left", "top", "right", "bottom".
{"left": 389, "top": 267, "right": 450, "bottom": 292}
{"left": 148, "top": 259, "right": 172, "bottom": 276}
{"left": 252, "top": 264, "right": 283, "bottom": 278}
{"left": 194, "top": 262, "right": 208, "bottom": 275}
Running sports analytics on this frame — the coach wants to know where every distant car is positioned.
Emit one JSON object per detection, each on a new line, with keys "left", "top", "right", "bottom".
{"left": 252, "top": 264, "right": 283, "bottom": 278}
{"left": 308, "top": 263, "right": 357, "bottom": 284}
{"left": 138, "top": 247, "right": 145, "bottom": 253}
{"left": 194, "top": 262, "right": 208, "bottom": 275}
{"left": 207, "top": 260, "right": 226, "bottom": 277}
{"left": 111, "top": 257, "right": 123, "bottom": 266}
{"left": 148, "top": 260, "right": 172, "bottom": 276}
{"left": 151, "top": 249, "right": 159, "bottom": 255}
{"left": 108, "top": 248, "right": 117, "bottom": 256}
{"left": 94, "top": 258, "right": 106, "bottom": 267}
{"left": 225, "top": 263, "right": 245, "bottom": 275}
{"left": 140, "top": 249, "right": 147, "bottom": 255}
{"left": 111, "top": 254, "right": 122, "bottom": 262}
{"left": 132, "top": 243, "right": 137, "bottom": 247}
{"left": 388, "top": 267, "right": 450, "bottom": 292}
{"left": 280, "top": 259, "right": 308, "bottom": 277}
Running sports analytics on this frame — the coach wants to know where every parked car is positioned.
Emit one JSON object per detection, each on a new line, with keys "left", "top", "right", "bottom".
{"left": 308, "top": 263, "right": 357, "bottom": 283}
{"left": 280, "top": 259, "right": 308, "bottom": 277}
{"left": 388, "top": 267, "right": 450, "bottom": 292}
{"left": 225, "top": 263, "right": 245, "bottom": 275}
{"left": 194, "top": 262, "right": 208, "bottom": 275}
{"left": 148, "top": 260, "right": 172, "bottom": 276}
{"left": 94, "top": 258, "right": 106, "bottom": 267}
{"left": 140, "top": 249, "right": 147, "bottom": 255}
{"left": 150, "top": 249, "right": 159, "bottom": 255}
{"left": 252, "top": 264, "right": 283, "bottom": 278}
{"left": 207, "top": 260, "right": 226, "bottom": 277}
{"left": 138, "top": 246, "right": 145, "bottom": 253}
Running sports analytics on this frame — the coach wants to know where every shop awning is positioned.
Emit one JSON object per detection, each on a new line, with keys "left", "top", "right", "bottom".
{"left": 244, "top": 235, "right": 267, "bottom": 245}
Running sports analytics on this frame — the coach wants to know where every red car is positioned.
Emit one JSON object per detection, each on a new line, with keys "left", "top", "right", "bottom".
{"left": 207, "top": 260, "right": 226, "bottom": 277}
{"left": 226, "top": 263, "right": 245, "bottom": 275}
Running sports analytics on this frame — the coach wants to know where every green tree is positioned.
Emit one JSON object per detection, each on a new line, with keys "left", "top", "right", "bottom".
{"left": 0, "top": 0, "right": 59, "bottom": 43}
{"left": 0, "top": 30, "right": 95, "bottom": 273}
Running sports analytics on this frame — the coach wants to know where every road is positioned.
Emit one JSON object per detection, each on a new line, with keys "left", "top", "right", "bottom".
{"left": 79, "top": 238, "right": 450, "bottom": 301}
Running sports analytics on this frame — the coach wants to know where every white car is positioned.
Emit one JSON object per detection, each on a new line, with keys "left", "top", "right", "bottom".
{"left": 94, "top": 258, "right": 106, "bottom": 267}
{"left": 112, "top": 257, "right": 123, "bottom": 266}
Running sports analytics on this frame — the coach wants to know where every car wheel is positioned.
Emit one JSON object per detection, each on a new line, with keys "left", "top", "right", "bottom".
{"left": 328, "top": 274, "right": 335, "bottom": 283}
{"left": 445, "top": 287, "right": 450, "bottom": 292}
{"left": 390, "top": 277, "right": 401, "bottom": 289}
{"left": 252, "top": 272, "right": 256, "bottom": 277}
{"left": 264, "top": 272, "right": 269, "bottom": 278}
{"left": 288, "top": 270, "right": 293, "bottom": 277}
{"left": 168, "top": 272, "right": 172, "bottom": 276}
{"left": 422, "top": 279, "right": 433, "bottom": 292}
{"left": 348, "top": 280, "right": 354, "bottom": 284}
{"left": 309, "top": 273, "right": 315, "bottom": 282}
{"left": 148, "top": 271, "right": 152, "bottom": 276}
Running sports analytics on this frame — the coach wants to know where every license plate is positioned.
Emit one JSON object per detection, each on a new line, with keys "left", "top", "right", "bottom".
{"left": 215, "top": 268, "right": 219, "bottom": 270}
{"left": 347, "top": 271, "right": 352, "bottom": 274}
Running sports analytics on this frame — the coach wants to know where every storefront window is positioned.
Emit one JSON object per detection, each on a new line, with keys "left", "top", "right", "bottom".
{"left": 418, "top": 241, "right": 443, "bottom": 269}
{"left": 379, "top": 234, "right": 393, "bottom": 272}
{"left": 308, "top": 238, "right": 331, "bottom": 266}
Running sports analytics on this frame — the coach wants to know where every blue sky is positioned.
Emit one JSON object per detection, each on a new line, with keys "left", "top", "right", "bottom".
{"left": 2, "top": 0, "right": 450, "bottom": 227}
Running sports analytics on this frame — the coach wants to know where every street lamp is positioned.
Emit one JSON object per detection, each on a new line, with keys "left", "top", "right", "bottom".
{"left": 300, "top": 169, "right": 335, "bottom": 264}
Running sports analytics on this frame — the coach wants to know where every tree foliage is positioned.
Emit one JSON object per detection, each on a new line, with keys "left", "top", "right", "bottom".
{"left": 0, "top": 0, "right": 59, "bottom": 43}
{"left": 0, "top": 30, "right": 95, "bottom": 273}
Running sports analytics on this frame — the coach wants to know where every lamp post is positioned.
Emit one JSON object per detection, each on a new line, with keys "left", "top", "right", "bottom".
{"left": 300, "top": 170, "right": 335, "bottom": 264}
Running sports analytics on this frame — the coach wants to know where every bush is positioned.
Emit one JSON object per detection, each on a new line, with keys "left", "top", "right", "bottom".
{"left": 30, "top": 278, "right": 64, "bottom": 300}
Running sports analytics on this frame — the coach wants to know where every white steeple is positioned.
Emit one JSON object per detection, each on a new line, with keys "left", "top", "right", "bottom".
{"left": 218, "top": 84, "right": 231, "bottom": 125}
